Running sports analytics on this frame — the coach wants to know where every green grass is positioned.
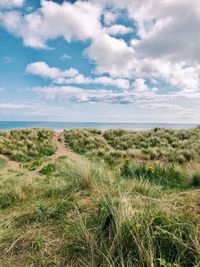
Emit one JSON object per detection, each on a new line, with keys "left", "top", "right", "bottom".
{"left": 0, "top": 156, "right": 7, "bottom": 169}
{"left": 64, "top": 127, "right": 200, "bottom": 164}
{"left": 120, "top": 161, "right": 189, "bottom": 189}
{"left": 191, "top": 174, "right": 200, "bottom": 187}
{"left": 0, "top": 128, "right": 200, "bottom": 266}
{"left": 0, "top": 128, "right": 56, "bottom": 162}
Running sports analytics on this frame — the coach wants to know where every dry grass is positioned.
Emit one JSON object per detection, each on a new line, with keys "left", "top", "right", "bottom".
{"left": 0, "top": 128, "right": 200, "bottom": 266}
{"left": 64, "top": 127, "right": 200, "bottom": 164}
{"left": 0, "top": 128, "right": 56, "bottom": 162}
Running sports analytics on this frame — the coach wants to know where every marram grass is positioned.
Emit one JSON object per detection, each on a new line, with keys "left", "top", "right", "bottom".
{"left": 0, "top": 128, "right": 200, "bottom": 267}
{"left": 64, "top": 127, "right": 200, "bottom": 164}
{"left": 0, "top": 128, "right": 56, "bottom": 162}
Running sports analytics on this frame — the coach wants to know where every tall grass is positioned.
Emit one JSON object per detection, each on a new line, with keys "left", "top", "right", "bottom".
{"left": 0, "top": 156, "right": 7, "bottom": 169}
{"left": 0, "top": 156, "right": 199, "bottom": 266}
{"left": 0, "top": 128, "right": 200, "bottom": 266}
{"left": 0, "top": 128, "right": 56, "bottom": 162}
{"left": 64, "top": 127, "right": 200, "bottom": 164}
{"left": 120, "top": 161, "right": 188, "bottom": 189}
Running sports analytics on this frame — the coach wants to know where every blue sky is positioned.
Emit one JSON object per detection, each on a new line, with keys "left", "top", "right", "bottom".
{"left": 0, "top": 0, "right": 200, "bottom": 122}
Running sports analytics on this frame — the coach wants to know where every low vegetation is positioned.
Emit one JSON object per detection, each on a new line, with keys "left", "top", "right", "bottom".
{"left": 0, "top": 128, "right": 199, "bottom": 266}
{"left": 64, "top": 127, "right": 200, "bottom": 164}
{"left": 0, "top": 128, "right": 56, "bottom": 162}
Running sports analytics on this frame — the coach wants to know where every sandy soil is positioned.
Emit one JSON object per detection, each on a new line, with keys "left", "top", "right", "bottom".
{"left": 51, "top": 132, "right": 80, "bottom": 160}
{"left": 3, "top": 132, "right": 80, "bottom": 174}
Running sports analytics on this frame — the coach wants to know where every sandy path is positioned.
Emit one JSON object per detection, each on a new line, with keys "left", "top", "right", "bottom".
{"left": 1, "top": 132, "right": 80, "bottom": 174}
{"left": 31, "top": 132, "right": 81, "bottom": 174}
{"left": 0, "top": 155, "right": 20, "bottom": 170}
{"left": 174, "top": 188, "right": 200, "bottom": 197}
{"left": 7, "top": 160, "right": 20, "bottom": 169}
{"left": 51, "top": 132, "right": 80, "bottom": 161}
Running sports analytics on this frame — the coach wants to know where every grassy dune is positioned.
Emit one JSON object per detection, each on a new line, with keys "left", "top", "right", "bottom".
{"left": 64, "top": 127, "right": 200, "bottom": 164}
{"left": 0, "top": 128, "right": 56, "bottom": 162}
{"left": 0, "top": 128, "right": 200, "bottom": 267}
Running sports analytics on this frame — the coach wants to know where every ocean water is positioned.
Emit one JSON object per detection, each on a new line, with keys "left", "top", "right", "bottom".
{"left": 0, "top": 121, "right": 198, "bottom": 131}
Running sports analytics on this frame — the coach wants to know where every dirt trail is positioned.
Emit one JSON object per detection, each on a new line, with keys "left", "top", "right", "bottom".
{"left": 7, "top": 160, "right": 20, "bottom": 169}
{"left": 0, "top": 154, "right": 19, "bottom": 170}
{"left": 31, "top": 132, "right": 81, "bottom": 174}
{"left": 2, "top": 132, "right": 80, "bottom": 174}
{"left": 174, "top": 188, "right": 200, "bottom": 197}
{"left": 51, "top": 132, "right": 80, "bottom": 161}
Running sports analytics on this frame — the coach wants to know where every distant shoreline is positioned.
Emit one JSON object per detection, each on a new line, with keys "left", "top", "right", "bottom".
{"left": 0, "top": 121, "right": 198, "bottom": 131}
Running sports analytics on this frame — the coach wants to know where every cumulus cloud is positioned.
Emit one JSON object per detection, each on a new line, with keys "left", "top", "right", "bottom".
{"left": 95, "top": 0, "right": 200, "bottom": 64}
{"left": 0, "top": 0, "right": 23, "bottom": 9}
{"left": 26, "top": 62, "right": 130, "bottom": 89}
{"left": 2, "top": 0, "right": 200, "bottom": 118}
{"left": 103, "top": 11, "right": 119, "bottom": 26}
{"left": 135, "top": 13, "right": 200, "bottom": 63}
{"left": 85, "top": 34, "right": 135, "bottom": 77}
{"left": 31, "top": 77, "right": 158, "bottom": 104}
{"left": 30, "top": 82, "right": 183, "bottom": 105}
{"left": 56, "top": 75, "right": 130, "bottom": 89}
{"left": 104, "top": 24, "right": 133, "bottom": 36}
{"left": 26, "top": 62, "right": 78, "bottom": 79}
{"left": 133, "top": 59, "right": 200, "bottom": 92}
{"left": 117, "top": 0, "right": 200, "bottom": 64}
{"left": 33, "top": 85, "right": 118, "bottom": 103}
{"left": 0, "top": 0, "right": 102, "bottom": 48}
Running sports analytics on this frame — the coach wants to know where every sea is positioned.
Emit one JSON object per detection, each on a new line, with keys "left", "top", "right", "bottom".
{"left": 0, "top": 121, "right": 199, "bottom": 131}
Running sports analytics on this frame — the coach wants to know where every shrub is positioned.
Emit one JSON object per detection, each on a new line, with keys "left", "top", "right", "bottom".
{"left": 121, "top": 162, "right": 186, "bottom": 188}
{"left": 120, "top": 160, "right": 133, "bottom": 178}
{"left": 191, "top": 174, "right": 200, "bottom": 187}
{"left": 40, "top": 163, "right": 56, "bottom": 176}
{"left": 0, "top": 192, "right": 16, "bottom": 209}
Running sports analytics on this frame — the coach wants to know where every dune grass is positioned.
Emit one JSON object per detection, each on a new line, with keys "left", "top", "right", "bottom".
{"left": 0, "top": 156, "right": 199, "bottom": 266}
{"left": 0, "top": 156, "right": 7, "bottom": 169}
{"left": 0, "top": 128, "right": 200, "bottom": 266}
{"left": 64, "top": 127, "right": 200, "bottom": 164}
{"left": 0, "top": 128, "right": 56, "bottom": 162}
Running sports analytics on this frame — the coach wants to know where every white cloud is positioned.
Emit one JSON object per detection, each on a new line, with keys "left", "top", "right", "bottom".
{"left": 26, "top": 62, "right": 78, "bottom": 79}
{"left": 0, "top": 0, "right": 23, "bottom": 9}
{"left": 85, "top": 34, "right": 135, "bottom": 77}
{"left": 104, "top": 24, "right": 133, "bottom": 36}
{"left": 0, "top": 0, "right": 102, "bottom": 48}
{"left": 103, "top": 11, "right": 118, "bottom": 26}
{"left": 118, "top": 0, "right": 200, "bottom": 64}
{"left": 26, "top": 61, "right": 130, "bottom": 89}
{"left": 132, "top": 78, "right": 149, "bottom": 93}
{"left": 32, "top": 85, "right": 117, "bottom": 103}
{"left": 60, "top": 54, "right": 71, "bottom": 61}
{"left": 93, "top": 76, "right": 129, "bottom": 89}
{"left": 56, "top": 75, "right": 130, "bottom": 89}
{"left": 0, "top": 102, "right": 30, "bottom": 109}
{"left": 1, "top": 0, "right": 200, "bottom": 121}
{"left": 142, "top": 103, "right": 183, "bottom": 110}
{"left": 31, "top": 78, "right": 156, "bottom": 105}
{"left": 96, "top": 0, "right": 200, "bottom": 64}
{"left": 129, "top": 59, "right": 200, "bottom": 92}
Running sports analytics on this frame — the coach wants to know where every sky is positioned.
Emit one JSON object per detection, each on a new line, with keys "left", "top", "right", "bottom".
{"left": 0, "top": 0, "right": 200, "bottom": 123}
